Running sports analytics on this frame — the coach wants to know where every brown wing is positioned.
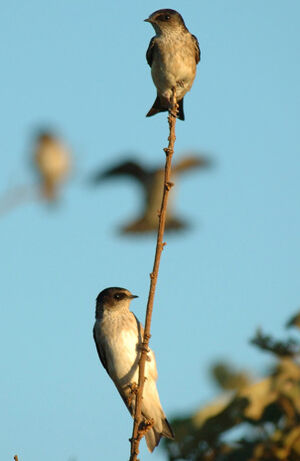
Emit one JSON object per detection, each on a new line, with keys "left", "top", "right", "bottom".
{"left": 93, "top": 325, "right": 108, "bottom": 373}
{"left": 192, "top": 34, "right": 201, "bottom": 64}
{"left": 146, "top": 37, "right": 157, "bottom": 67}
{"left": 173, "top": 154, "right": 212, "bottom": 174}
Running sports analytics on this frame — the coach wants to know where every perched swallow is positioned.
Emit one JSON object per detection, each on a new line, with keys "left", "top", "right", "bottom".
{"left": 34, "top": 131, "right": 70, "bottom": 200}
{"left": 145, "top": 9, "right": 200, "bottom": 120}
{"left": 93, "top": 287, "right": 174, "bottom": 452}
{"left": 90, "top": 154, "right": 211, "bottom": 233}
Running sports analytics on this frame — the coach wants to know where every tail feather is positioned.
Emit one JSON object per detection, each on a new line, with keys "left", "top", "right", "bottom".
{"left": 145, "top": 427, "right": 161, "bottom": 453}
{"left": 146, "top": 95, "right": 185, "bottom": 120}
{"left": 42, "top": 180, "right": 57, "bottom": 201}
{"left": 162, "top": 417, "right": 175, "bottom": 439}
{"left": 146, "top": 96, "right": 168, "bottom": 118}
{"left": 121, "top": 215, "right": 187, "bottom": 234}
{"left": 177, "top": 98, "right": 185, "bottom": 121}
{"left": 145, "top": 418, "right": 175, "bottom": 452}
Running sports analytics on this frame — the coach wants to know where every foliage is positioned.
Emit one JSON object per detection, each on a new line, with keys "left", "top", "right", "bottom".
{"left": 162, "top": 312, "right": 300, "bottom": 460}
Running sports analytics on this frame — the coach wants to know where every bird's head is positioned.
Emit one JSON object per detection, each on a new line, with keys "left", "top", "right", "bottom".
{"left": 144, "top": 9, "right": 186, "bottom": 35}
{"left": 35, "top": 131, "right": 55, "bottom": 145}
{"left": 95, "top": 287, "right": 138, "bottom": 317}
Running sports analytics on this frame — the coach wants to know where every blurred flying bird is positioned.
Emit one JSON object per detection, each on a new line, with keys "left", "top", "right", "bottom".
{"left": 90, "top": 154, "right": 212, "bottom": 233}
{"left": 145, "top": 9, "right": 200, "bottom": 120}
{"left": 93, "top": 287, "right": 174, "bottom": 452}
{"left": 34, "top": 131, "right": 70, "bottom": 201}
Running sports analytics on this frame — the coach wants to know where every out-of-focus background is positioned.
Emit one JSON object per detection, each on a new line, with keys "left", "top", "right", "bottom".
{"left": 1, "top": 1, "right": 300, "bottom": 460}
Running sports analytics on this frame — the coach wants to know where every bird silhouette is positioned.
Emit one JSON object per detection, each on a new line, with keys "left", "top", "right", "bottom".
{"left": 34, "top": 131, "right": 71, "bottom": 201}
{"left": 90, "top": 154, "right": 212, "bottom": 234}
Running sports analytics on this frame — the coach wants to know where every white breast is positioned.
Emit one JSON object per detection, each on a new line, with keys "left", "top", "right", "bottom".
{"left": 96, "top": 311, "right": 157, "bottom": 389}
{"left": 107, "top": 328, "right": 140, "bottom": 386}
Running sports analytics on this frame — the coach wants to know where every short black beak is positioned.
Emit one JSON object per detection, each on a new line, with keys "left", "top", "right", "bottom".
{"left": 144, "top": 18, "right": 151, "bottom": 23}
{"left": 129, "top": 294, "right": 138, "bottom": 299}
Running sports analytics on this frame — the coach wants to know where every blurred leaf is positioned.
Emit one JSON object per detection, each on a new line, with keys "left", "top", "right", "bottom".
{"left": 211, "top": 362, "right": 251, "bottom": 391}
{"left": 250, "top": 329, "right": 300, "bottom": 357}
{"left": 163, "top": 313, "right": 300, "bottom": 461}
{"left": 286, "top": 311, "right": 300, "bottom": 330}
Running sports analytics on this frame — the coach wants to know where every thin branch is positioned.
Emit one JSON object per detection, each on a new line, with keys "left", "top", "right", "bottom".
{"left": 0, "top": 184, "right": 39, "bottom": 217}
{"left": 129, "top": 89, "right": 178, "bottom": 461}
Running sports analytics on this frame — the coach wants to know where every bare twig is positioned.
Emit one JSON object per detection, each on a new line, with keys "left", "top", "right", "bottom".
{"left": 0, "top": 184, "right": 39, "bottom": 217}
{"left": 129, "top": 89, "right": 178, "bottom": 461}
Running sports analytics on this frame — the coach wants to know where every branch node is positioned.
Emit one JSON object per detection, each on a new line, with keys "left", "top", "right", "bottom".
{"left": 165, "top": 181, "right": 174, "bottom": 191}
{"left": 144, "top": 332, "right": 151, "bottom": 342}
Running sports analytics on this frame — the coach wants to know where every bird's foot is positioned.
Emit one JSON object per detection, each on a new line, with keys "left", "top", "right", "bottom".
{"left": 138, "top": 418, "right": 155, "bottom": 439}
{"left": 137, "top": 343, "right": 151, "bottom": 361}
{"left": 130, "top": 382, "right": 139, "bottom": 394}
{"left": 168, "top": 107, "right": 178, "bottom": 118}
{"left": 127, "top": 382, "right": 139, "bottom": 407}
{"left": 176, "top": 79, "right": 185, "bottom": 88}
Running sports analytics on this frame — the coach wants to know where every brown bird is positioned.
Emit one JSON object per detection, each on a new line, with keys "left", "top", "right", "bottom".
{"left": 34, "top": 131, "right": 70, "bottom": 200}
{"left": 145, "top": 9, "right": 200, "bottom": 120}
{"left": 90, "top": 154, "right": 211, "bottom": 233}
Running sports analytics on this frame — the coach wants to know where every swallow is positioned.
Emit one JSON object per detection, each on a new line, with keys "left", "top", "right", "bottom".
{"left": 145, "top": 9, "right": 200, "bottom": 120}
{"left": 90, "top": 154, "right": 211, "bottom": 233}
{"left": 34, "top": 131, "right": 70, "bottom": 200}
{"left": 93, "top": 287, "right": 174, "bottom": 452}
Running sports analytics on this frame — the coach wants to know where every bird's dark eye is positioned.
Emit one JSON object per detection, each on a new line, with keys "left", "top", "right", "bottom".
{"left": 114, "top": 293, "right": 125, "bottom": 300}
{"left": 157, "top": 13, "right": 171, "bottom": 22}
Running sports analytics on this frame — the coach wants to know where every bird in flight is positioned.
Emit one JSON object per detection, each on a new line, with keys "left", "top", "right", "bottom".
{"left": 90, "top": 153, "right": 212, "bottom": 234}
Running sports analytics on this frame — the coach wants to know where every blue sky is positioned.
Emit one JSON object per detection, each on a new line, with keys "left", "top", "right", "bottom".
{"left": 1, "top": 1, "right": 300, "bottom": 460}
